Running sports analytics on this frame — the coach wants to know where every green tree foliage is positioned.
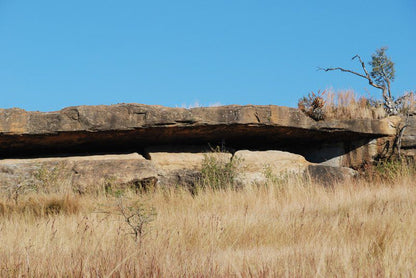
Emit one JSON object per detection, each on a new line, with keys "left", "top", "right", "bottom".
{"left": 369, "top": 47, "right": 395, "bottom": 98}
{"left": 370, "top": 47, "right": 395, "bottom": 86}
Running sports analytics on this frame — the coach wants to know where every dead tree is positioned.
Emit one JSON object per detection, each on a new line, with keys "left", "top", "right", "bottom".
{"left": 392, "top": 112, "right": 410, "bottom": 160}
{"left": 319, "top": 47, "right": 408, "bottom": 116}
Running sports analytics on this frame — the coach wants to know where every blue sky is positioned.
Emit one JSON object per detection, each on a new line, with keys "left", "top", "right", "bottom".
{"left": 0, "top": 0, "right": 415, "bottom": 111}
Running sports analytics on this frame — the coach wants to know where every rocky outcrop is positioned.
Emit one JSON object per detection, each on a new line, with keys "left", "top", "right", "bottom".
{"left": 0, "top": 153, "right": 158, "bottom": 194}
{"left": 146, "top": 145, "right": 232, "bottom": 188}
{"left": 0, "top": 150, "right": 358, "bottom": 193}
{"left": 0, "top": 103, "right": 409, "bottom": 192}
{"left": 0, "top": 105, "right": 395, "bottom": 136}
{"left": 234, "top": 150, "right": 357, "bottom": 185}
{"left": 234, "top": 150, "right": 309, "bottom": 184}
{"left": 0, "top": 104, "right": 396, "bottom": 166}
{"left": 399, "top": 115, "right": 416, "bottom": 162}
{"left": 307, "top": 165, "right": 358, "bottom": 185}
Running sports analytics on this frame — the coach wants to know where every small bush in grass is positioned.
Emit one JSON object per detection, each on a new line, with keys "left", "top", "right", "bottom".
{"left": 116, "top": 198, "right": 157, "bottom": 243}
{"left": 33, "top": 162, "right": 72, "bottom": 193}
{"left": 198, "top": 148, "right": 241, "bottom": 191}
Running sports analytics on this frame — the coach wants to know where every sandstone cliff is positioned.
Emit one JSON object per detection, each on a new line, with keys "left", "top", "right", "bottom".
{"left": 0, "top": 104, "right": 407, "bottom": 191}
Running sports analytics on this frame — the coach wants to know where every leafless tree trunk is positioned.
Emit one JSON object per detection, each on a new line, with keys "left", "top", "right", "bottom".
{"left": 393, "top": 113, "right": 410, "bottom": 160}
{"left": 319, "top": 55, "right": 399, "bottom": 115}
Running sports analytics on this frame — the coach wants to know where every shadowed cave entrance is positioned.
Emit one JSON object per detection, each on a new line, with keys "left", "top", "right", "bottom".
{"left": 0, "top": 125, "right": 379, "bottom": 164}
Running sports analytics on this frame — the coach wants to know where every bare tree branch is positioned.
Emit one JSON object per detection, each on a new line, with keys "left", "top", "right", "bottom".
{"left": 320, "top": 54, "right": 385, "bottom": 91}
{"left": 352, "top": 55, "right": 371, "bottom": 77}
{"left": 351, "top": 55, "right": 384, "bottom": 89}
{"left": 395, "top": 93, "right": 410, "bottom": 104}
{"left": 318, "top": 66, "right": 367, "bottom": 79}
{"left": 393, "top": 112, "right": 410, "bottom": 159}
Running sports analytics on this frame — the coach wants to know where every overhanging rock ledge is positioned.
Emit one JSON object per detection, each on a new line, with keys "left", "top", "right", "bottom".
{"left": 0, "top": 104, "right": 397, "bottom": 167}
{"left": 0, "top": 103, "right": 407, "bottom": 189}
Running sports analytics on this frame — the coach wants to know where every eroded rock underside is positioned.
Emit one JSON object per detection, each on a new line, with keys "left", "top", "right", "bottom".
{"left": 0, "top": 104, "right": 410, "bottom": 190}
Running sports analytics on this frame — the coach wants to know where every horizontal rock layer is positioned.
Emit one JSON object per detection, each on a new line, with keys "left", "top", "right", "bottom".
{"left": 0, "top": 104, "right": 397, "bottom": 161}
{"left": 0, "top": 153, "right": 157, "bottom": 194}
{"left": 0, "top": 151, "right": 357, "bottom": 194}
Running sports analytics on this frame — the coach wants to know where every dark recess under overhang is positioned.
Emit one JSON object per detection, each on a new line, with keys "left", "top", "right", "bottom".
{"left": 0, "top": 124, "right": 383, "bottom": 163}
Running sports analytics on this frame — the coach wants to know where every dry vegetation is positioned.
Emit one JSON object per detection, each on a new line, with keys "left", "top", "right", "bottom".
{"left": 323, "top": 90, "right": 385, "bottom": 120}
{"left": 1, "top": 161, "right": 416, "bottom": 277}
{"left": 299, "top": 89, "right": 416, "bottom": 120}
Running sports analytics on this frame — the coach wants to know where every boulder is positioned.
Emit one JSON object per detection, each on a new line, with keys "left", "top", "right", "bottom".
{"left": 147, "top": 145, "right": 232, "bottom": 187}
{"left": 233, "top": 150, "right": 358, "bottom": 186}
{"left": 306, "top": 165, "right": 358, "bottom": 185}
{"left": 0, "top": 153, "right": 158, "bottom": 194}
{"left": 234, "top": 150, "right": 310, "bottom": 184}
{"left": 400, "top": 114, "right": 416, "bottom": 162}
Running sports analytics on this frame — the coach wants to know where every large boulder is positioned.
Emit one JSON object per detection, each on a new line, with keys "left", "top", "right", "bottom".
{"left": 400, "top": 114, "right": 416, "bottom": 162}
{"left": 233, "top": 150, "right": 310, "bottom": 184}
{"left": 233, "top": 150, "right": 357, "bottom": 186}
{"left": 146, "top": 146, "right": 232, "bottom": 187}
{"left": 0, "top": 153, "right": 158, "bottom": 194}
{"left": 306, "top": 165, "right": 358, "bottom": 185}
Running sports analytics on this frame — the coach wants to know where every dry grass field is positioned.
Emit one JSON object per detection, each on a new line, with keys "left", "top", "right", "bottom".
{"left": 1, "top": 163, "right": 416, "bottom": 277}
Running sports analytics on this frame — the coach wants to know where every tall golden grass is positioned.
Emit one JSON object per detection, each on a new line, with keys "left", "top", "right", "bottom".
{"left": 323, "top": 90, "right": 381, "bottom": 120}
{"left": 1, "top": 170, "right": 416, "bottom": 277}
{"left": 300, "top": 89, "right": 416, "bottom": 120}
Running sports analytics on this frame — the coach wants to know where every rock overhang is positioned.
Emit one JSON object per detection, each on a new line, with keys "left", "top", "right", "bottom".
{"left": 0, "top": 104, "right": 397, "bottom": 159}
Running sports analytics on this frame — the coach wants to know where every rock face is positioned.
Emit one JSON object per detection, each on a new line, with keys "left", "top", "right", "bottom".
{"left": 147, "top": 145, "right": 232, "bottom": 188}
{"left": 399, "top": 114, "right": 416, "bottom": 162}
{"left": 0, "top": 103, "right": 408, "bottom": 191}
{"left": 306, "top": 165, "right": 358, "bottom": 185}
{"left": 234, "top": 150, "right": 309, "bottom": 184}
{"left": 233, "top": 150, "right": 357, "bottom": 185}
{"left": 0, "top": 104, "right": 396, "bottom": 164}
{"left": 0, "top": 153, "right": 158, "bottom": 194}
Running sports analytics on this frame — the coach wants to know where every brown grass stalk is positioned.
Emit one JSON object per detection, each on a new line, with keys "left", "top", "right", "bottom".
{"left": 323, "top": 90, "right": 386, "bottom": 120}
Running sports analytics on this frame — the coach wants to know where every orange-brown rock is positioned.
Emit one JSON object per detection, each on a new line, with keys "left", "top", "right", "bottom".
{"left": 0, "top": 153, "right": 157, "bottom": 194}
{"left": 0, "top": 104, "right": 397, "bottom": 167}
{"left": 234, "top": 150, "right": 357, "bottom": 185}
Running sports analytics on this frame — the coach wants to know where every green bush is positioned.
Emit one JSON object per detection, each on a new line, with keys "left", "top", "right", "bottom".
{"left": 198, "top": 148, "right": 241, "bottom": 191}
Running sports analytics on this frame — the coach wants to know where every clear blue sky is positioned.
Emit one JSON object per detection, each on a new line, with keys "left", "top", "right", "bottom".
{"left": 0, "top": 0, "right": 415, "bottom": 111}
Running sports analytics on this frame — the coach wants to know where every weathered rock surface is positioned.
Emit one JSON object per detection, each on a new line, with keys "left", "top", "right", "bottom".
{"left": 235, "top": 150, "right": 309, "bottom": 172}
{"left": 0, "top": 149, "right": 358, "bottom": 193}
{"left": 147, "top": 145, "right": 232, "bottom": 188}
{"left": 0, "top": 153, "right": 158, "bottom": 193}
{"left": 399, "top": 115, "right": 416, "bottom": 161}
{"left": 0, "top": 105, "right": 395, "bottom": 135}
{"left": 0, "top": 104, "right": 410, "bottom": 192}
{"left": 234, "top": 150, "right": 308, "bottom": 184}
{"left": 306, "top": 165, "right": 358, "bottom": 185}
{"left": 233, "top": 150, "right": 357, "bottom": 185}
{"left": 0, "top": 104, "right": 396, "bottom": 165}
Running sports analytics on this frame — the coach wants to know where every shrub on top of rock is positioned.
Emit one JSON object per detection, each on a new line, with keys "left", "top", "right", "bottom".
{"left": 298, "top": 90, "right": 326, "bottom": 121}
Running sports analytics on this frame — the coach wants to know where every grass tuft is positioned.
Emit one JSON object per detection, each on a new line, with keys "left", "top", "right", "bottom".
{"left": 0, "top": 194, "right": 80, "bottom": 217}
